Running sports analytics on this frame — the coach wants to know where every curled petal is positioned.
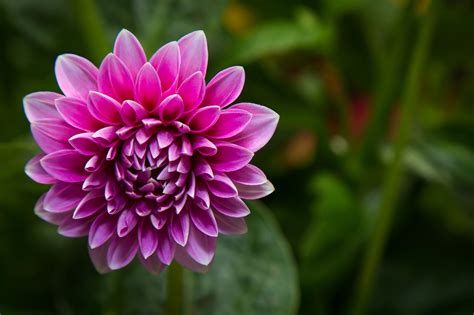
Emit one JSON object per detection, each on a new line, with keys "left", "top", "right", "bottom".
{"left": 150, "top": 41, "right": 180, "bottom": 92}
{"left": 184, "top": 223, "right": 216, "bottom": 265}
{"left": 208, "top": 143, "right": 253, "bottom": 172}
{"left": 158, "top": 94, "right": 184, "bottom": 123}
{"left": 69, "top": 133, "right": 102, "bottom": 155}
{"left": 55, "top": 97, "right": 103, "bottom": 131}
{"left": 236, "top": 181, "right": 275, "bottom": 200}
{"left": 139, "top": 220, "right": 158, "bottom": 259}
{"left": 170, "top": 211, "right": 190, "bottom": 246}
{"left": 88, "top": 91, "right": 122, "bottom": 125}
{"left": 30, "top": 125, "right": 70, "bottom": 153}
{"left": 211, "top": 196, "right": 250, "bottom": 218}
{"left": 40, "top": 150, "right": 88, "bottom": 183}
{"left": 177, "top": 71, "right": 205, "bottom": 112}
{"left": 73, "top": 190, "right": 106, "bottom": 219}
{"left": 190, "top": 206, "right": 218, "bottom": 237}
{"left": 43, "top": 182, "right": 85, "bottom": 213}
{"left": 55, "top": 54, "right": 98, "bottom": 100}
{"left": 113, "top": 29, "right": 147, "bottom": 79}
{"left": 203, "top": 66, "right": 245, "bottom": 107}
{"left": 89, "top": 212, "right": 118, "bottom": 249}
{"left": 227, "top": 164, "right": 267, "bottom": 185}
{"left": 229, "top": 103, "right": 279, "bottom": 152}
{"left": 135, "top": 63, "right": 161, "bottom": 111}
{"left": 121, "top": 100, "right": 148, "bottom": 126}
{"left": 207, "top": 172, "right": 238, "bottom": 198}
{"left": 205, "top": 109, "right": 251, "bottom": 139}
{"left": 98, "top": 53, "right": 134, "bottom": 102}
{"left": 178, "top": 30, "right": 208, "bottom": 82}
{"left": 187, "top": 106, "right": 220, "bottom": 133}
{"left": 58, "top": 216, "right": 93, "bottom": 237}
{"left": 156, "top": 229, "right": 175, "bottom": 265}
{"left": 34, "top": 194, "right": 69, "bottom": 225}
{"left": 24, "top": 92, "right": 62, "bottom": 123}
{"left": 25, "top": 154, "right": 57, "bottom": 184}
{"left": 107, "top": 234, "right": 139, "bottom": 270}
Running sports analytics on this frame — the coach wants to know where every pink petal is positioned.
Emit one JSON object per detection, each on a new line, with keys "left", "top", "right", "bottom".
{"left": 25, "top": 154, "right": 57, "bottom": 184}
{"left": 30, "top": 126, "right": 71, "bottom": 153}
{"left": 23, "top": 92, "right": 62, "bottom": 122}
{"left": 214, "top": 211, "right": 248, "bottom": 235}
{"left": 236, "top": 181, "right": 275, "bottom": 199}
{"left": 150, "top": 41, "right": 180, "bottom": 92}
{"left": 58, "top": 216, "right": 93, "bottom": 237}
{"left": 191, "top": 136, "right": 217, "bottom": 156}
{"left": 55, "top": 97, "right": 103, "bottom": 131}
{"left": 107, "top": 234, "right": 139, "bottom": 270}
{"left": 206, "top": 172, "right": 238, "bottom": 198}
{"left": 55, "top": 54, "right": 98, "bottom": 100}
{"left": 98, "top": 53, "right": 134, "bottom": 102}
{"left": 186, "top": 106, "right": 220, "bottom": 133}
{"left": 227, "top": 164, "right": 267, "bottom": 185}
{"left": 205, "top": 109, "right": 252, "bottom": 139}
{"left": 178, "top": 31, "right": 208, "bottom": 82}
{"left": 208, "top": 143, "right": 253, "bottom": 172}
{"left": 121, "top": 100, "right": 148, "bottom": 126}
{"left": 73, "top": 190, "right": 106, "bottom": 219}
{"left": 203, "top": 66, "right": 245, "bottom": 107}
{"left": 89, "top": 242, "right": 112, "bottom": 274}
{"left": 87, "top": 91, "right": 122, "bottom": 124}
{"left": 228, "top": 103, "right": 279, "bottom": 152}
{"left": 139, "top": 220, "right": 158, "bottom": 259}
{"left": 156, "top": 229, "right": 175, "bottom": 265}
{"left": 135, "top": 63, "right": 162, "bottom": 111}
{"left": 170, "top": 211, "right": 190, "bottom": 246}
{"left": 174, "top": 246, "right": 211, "bottom": 273}
{"left": 69, "top": 133, "right": 102, "bottom": 155}
{"left": 89, "top": 212, "right": 117, "bottom": 249}
{"left": 31, "top": 120, "right": 81, "bottom": 149}
{"left": 34, "top": 194, "right": 69, "bottom": 224}
{"left": 190, "top": 206, "right": 218, "bottom": 237}
{"left": 40, "top": 150, "right": 88, "bottom": 182}
{"left": 184, "top": 223, "right": 216, "bottom": 265}
{"left": 83, "top": 171, "right": 108, "bottom": 190}
{"left": 113, "top": 29, "right": 147, "bottom": 79}
{"left": 177, "top": 71, "right": 205, "bottom": 112}
{"left": 43, "top": 182, "right": 85, "bottom": 213}
{"left": 158, "top": 94, "right": 184, "bottom": 123}
{"left": 211, "top": 196, "right": 250, "bottom": 218}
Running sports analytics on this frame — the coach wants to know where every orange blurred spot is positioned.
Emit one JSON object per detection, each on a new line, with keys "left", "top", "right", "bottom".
{"left": 222, "top": 1, "right": 255, "bottom": 36}
{"left": 282, "top": 130, "right": 317, "bottom": 168}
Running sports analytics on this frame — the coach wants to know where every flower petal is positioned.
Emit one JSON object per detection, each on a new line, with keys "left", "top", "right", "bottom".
{"left": 89, "top": 242, "right": 112, "bottom": 274}
{"left": 178, "top": 30, "right": 208, "bottom": 82}
{"left": 139, "top": 220, "right": 158, "bottom": 259}
{"left": 190, "top": 206, "right": 218, "bottom": 237}
{"left": 203, "top": 66, "right": 245, "bottom": 107}
{"left": 177, "top": 71, "right": 205, "bottom": 113}
{"left": 87, "top": 91, "right": 122, "bottom": 125}
{"left": 107, "top": 234, "right": 139, "bottom": 270}
{"left": 55, "top": 54, "right": 98, "bottom": 100}
{"left": 211, "top": 196, "right": 250, "bottom": 218}
{"left": 25, "top": 154, "right": 57, "bottom": 184}
{"left": 205, "top": 109, "right": 251, "bottom": 139}
{"left": 121, "top": 100, "right": 148, "bottom": 126}
{"left": 98, "top": 53, "right": 134, "bottom": 102}
{"left": 206, "top": 172, "right": 238, "bottom": 198}
{"left": 174, "top": 246, "right": 211, "bottom": 273}
{"left": 43, "top": 182, "right": 85, "bottom": 213}
{"left": 214, "top": 211, "right": 248, "bottom": 235}
{"left": 135, "top": 63, "right": 162, "bottom": 111}
{"left": 55, "top": 97, "right": 103, "bottom": 131}
{"left": 23, "top": 92, "right": 62, "bottom": 122}
{"left": 117, "top": 208, "right": 139, "bottom": 237}
{"left": 227, "top": 164, "right": 267, "bottom": 185}
{"left": 113, "top": 29, "right": 147, "bottom": 79}
{"left": 34, "top": 194, "right": 69, "bottom": 224}
{"left": 236, "top": 181, "right": 275, "bottom": 199}
{"left": 40, "top": 150, "right": 88, "bottom": 182}
{"left": 30, "top": 125, "right": 71, "bottom": 153}
{"left": 73, "top": 190, "right": 106, "bottom": 219}
{"left": 229, "top": 103, "right": 279, "bottom": 152}
{"left": 58, "top": 216, "right": 93, "bottom": 237}
{"left": 184, "top": 223, "right": 216, "bottom": 265}
{"left": 170, "top": 211, "right": 190, "bottom": 246}
{"left": 186, "top": 106, "right": 220, "bottom": 133}
{"left": 159, "top": 94, "right": 184, "bottom": 123}
{"left": 69, "top": 133, "right": 102, "bottom": 155}
{"left": 208, "top": 143, "right": 253, "bottom": 172}
{"left": 156, "top": 228, "right": 175, "bottom": 265}
{"left": 139, "top": 252, "right": 165, "bottom": 275}
{"left": 150, "top": 41, "right": 180, "bottom": 92}
{"left": 89, "top": 212, "right": 118, "bottom": 249}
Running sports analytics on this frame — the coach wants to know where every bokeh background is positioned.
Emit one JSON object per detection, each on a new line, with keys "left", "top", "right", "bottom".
{"left": 1, "top": 0, "right": 473, "bottom": 314}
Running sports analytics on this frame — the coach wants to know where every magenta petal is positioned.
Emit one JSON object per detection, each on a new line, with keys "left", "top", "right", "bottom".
{"left": 139, "top": 220, "right": 158, "bottom": 259}
{"left": 31, "top": 120, "right": 80, "bottom": 149}
{"left": 184, "top": 223, "right": 216, "bottom": 265}
{"left": 43, "top": 182, "right": 85, "bottom": 213}
{"left": 23, "top": 92, "right": 62, "bottom": 122}
{"left": 190, "top": 207, "right": 218, "bottom": 237}
{"left": 35, "top": 194, "right": 69, "bottom": 225}
{"left": 208, "top": 143, "right": 253, "bottom": 172}
{"left": 203, "top": 66, "right": 245, "bottom": 107}
{"left": 191, "top": 136, "right": 217, "bottom": 156}
{"left": 30, "top": 125, "right": 70, "bottom": 153}
{"left": 214, "top": 211, "right": 248, "bottom": 235}
{"left": 187, "top": 106, "right": 220, "bottom": 133}
{"left": 178, "top": 31, "right": 208, "bottom": 82}
{"left": 69, "top": 133, "right": 102, "bottom": 155}
{"left": 158, "top": 94, "right": 184, "bottom": 123}
{"left": 174, "top": 246, "right": 210, "bottom": 273}
{"left": 116, "top": 209, "right": 139, "bottom": 237}
{"left": 107, "top": 234, "right": 139, "bottom": 270}
{"left": 177, "top": 71, "right": 205, "bottom": 113}
{"left": 206, "top": 172, "right": 238, "bottom": 198}
{"left": 55, "top": 54, "right": 98, "bottom": 100}
{"left": 40, "top": 150, "right": 88, "bottom": 182}
{"left": 205, "top": 109, "right": 252, "bottom": 139}
{"left": 170, "top": 211, "right": 190, "bottom": 246}
{"left": 236, "top": 181, "right": 275, "bottom": 199}
{"left": 89, "top": 212, "right": 117, "bottom": 249}
{"left": 25, "top": 154, "right": 57, "bottom": 184}
{"left": 89, "top": 242, "right": 112, "bottom": 274}
{"left": 73, "top": 190, "right": 106, "bottom": 219}
{"left": 98, "top": 54, "right": 134, "bottom": 102}
{"left": 135, "top": 63, "right": 162, "bottom": 111}
{"left": 229, "top": 103, "right": 279, "bottom": 152}
{"left": 156, "top": 228, "right": 176, "bottom": 265}
{"left": 113, "top": 29, "right": 147, "bottom": 79}
{"left": 121, "top": 100, "right": 148, "bottom": 126}
{"left": 87, "top": 91, "right": 122, "bottom": 124}
{"left": 227, "top": 164, "right": 267, "bottom": 185}
{"left": 58, "top": 216, "right": 93, "bottom": 237}
{"left": 150, "top": 41, "right": 181, "bottom": 92}
{"left": 211, "top": 196, "right": 250, "bottom": 218}
{"left": 55, "top": 97, "right": 103, "bottom": 131}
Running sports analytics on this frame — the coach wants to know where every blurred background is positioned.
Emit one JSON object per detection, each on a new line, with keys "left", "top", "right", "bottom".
{"left": 0, "top": 0, "right": 473, "bottom": 314}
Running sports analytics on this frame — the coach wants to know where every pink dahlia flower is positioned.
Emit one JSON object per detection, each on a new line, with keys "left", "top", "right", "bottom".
{"left": 24, "top": 29, "right": 278, "bottom": 273}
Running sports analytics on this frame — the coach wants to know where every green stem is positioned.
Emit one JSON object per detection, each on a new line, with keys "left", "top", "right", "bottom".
{"left": 70, "top": 0, "right": 110, "bottom": 62}
{"left": 167, "top": 262, "right": 184, "bottom": 315}
{"left": 348, "top": 3, "right": 438, "bottom": 315}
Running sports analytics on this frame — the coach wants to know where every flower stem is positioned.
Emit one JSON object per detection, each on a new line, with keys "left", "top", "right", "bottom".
{"left": 167, "top": 262, "right": 185, "bottom": 315}
{"left": 348, "top": 2, "right": 438, "bottom": 315}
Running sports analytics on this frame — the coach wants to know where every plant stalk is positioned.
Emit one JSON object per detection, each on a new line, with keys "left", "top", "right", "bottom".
{"left": 167, "top": 262, "right": 185, "bottom": 315}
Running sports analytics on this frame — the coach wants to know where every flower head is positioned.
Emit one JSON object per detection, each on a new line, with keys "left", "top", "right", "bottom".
{"left": 24, "top": 29, "right": 278, "bottom": 273}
